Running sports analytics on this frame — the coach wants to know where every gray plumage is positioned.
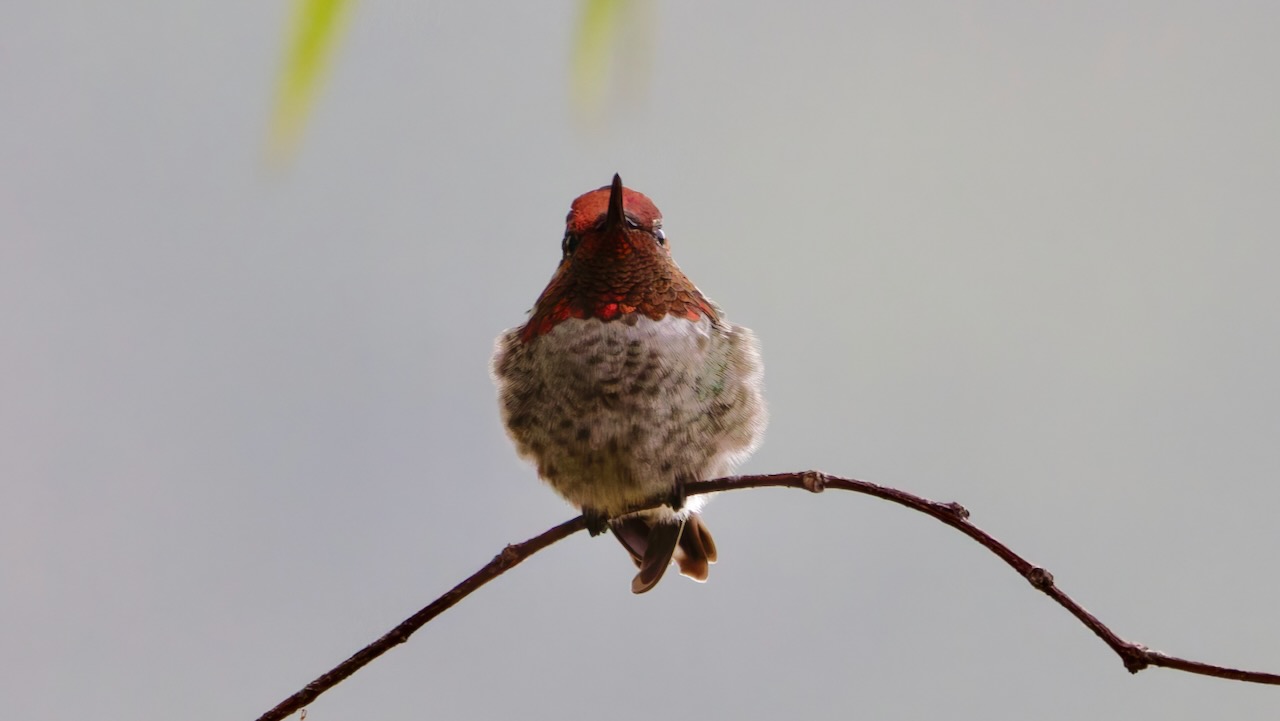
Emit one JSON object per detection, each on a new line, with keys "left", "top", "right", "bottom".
{"left": 492, "top": 313, "right": 766, "bottom": 592}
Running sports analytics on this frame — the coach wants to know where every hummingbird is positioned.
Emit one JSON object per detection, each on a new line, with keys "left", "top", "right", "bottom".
{"left": 491, "top": 174, "right": 766, "bottom": 593}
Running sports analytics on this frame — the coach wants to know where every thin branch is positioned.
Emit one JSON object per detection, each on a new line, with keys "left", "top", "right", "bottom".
{"left": 255, "top": 516, "right": 587, "bottom": 721}
{"left": 699, "top": 472, "right": 1280, "bottom": 683}
{"left": 255, "top": 471, "right": 1280, "bottom": 721}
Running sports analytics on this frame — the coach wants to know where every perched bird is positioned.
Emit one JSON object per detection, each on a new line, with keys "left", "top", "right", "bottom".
{"left": 492, "top": 174, "right": 766, "bottom": 593}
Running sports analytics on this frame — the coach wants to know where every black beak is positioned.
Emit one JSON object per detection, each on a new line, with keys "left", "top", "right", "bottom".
{"left": 604, "top": 173, "right": 625, "bottom": 232}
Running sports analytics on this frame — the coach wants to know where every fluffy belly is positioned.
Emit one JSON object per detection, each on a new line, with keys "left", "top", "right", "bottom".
{"left": 493, "top": 314, "right": 760, "bottom": 518}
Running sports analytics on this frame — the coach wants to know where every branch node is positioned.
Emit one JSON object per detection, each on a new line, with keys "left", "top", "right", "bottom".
{"left": 800, "top": 471, "right": 828, "bottom": 494}
{"left": 497, "top": 544, "right": 521, "bottom": 568}
{"left": 1027, "top": 566, "right": 1055, "bottom": 590}
{"left": 943, "top": 501, "right": 970, "bottom": 520}
{"left": 1121, "top": 644, "right": 1151, "bottom": 673}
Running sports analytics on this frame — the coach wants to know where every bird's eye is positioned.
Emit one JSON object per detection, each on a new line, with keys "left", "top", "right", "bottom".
{"left": 654, "top": 228, "right": 666, "bottom": 246}
{"left": 562, "top": 232, "right": 580, "bottom": 255}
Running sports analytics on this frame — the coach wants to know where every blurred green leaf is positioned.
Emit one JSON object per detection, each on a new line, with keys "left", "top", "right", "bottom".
{"left": 268, "top": 0, "right": 653, "bottom": 160}
{"left": 572, "top": 0, "right": 625, "bottom": 114}
{"left": 572, "top": 0, "right": 655, "bottom": 122}
{"left": 269, "top": 0, "right": 353, "bottom": 164}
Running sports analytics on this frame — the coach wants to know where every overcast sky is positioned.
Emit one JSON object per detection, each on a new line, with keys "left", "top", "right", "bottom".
{"left": 3, "top": 2, "right": 1279, "bottom": 720}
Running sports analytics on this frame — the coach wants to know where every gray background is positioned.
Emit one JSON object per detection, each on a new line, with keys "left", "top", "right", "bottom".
{"left": 3, "top": 2, "right": 1279, "bottom": 719}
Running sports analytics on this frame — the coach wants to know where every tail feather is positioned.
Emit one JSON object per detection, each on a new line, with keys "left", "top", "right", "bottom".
{"left": 673, "top": 514, "right": 716, "bottom": 581}
{"left": 609, "top": 514, "right": 718, "bottom": 593}
{"left": 631, "top": 522, "right": 682, "bottom": 593}
{"left": 609, "top": 516, "right": 649, "bottom": 567}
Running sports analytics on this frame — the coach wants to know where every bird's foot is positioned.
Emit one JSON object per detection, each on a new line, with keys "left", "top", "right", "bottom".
{"left": 667, "top": 475, "right": 688, "bottom": 512}
{"left": 583, "top": 508, "right": 610, "bottom": 537}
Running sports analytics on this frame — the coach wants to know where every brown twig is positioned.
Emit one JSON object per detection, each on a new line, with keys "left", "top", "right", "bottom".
{"left": 254, "top": 515, "right": 586, "bottom": 721}
{"left": 255, "top": 471, "right": 1279, "bottom": 721}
